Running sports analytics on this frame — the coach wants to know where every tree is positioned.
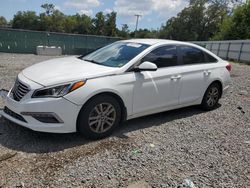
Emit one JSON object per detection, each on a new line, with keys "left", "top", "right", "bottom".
{"left": 122, "top": 24, "right": 129, "bottom": 33}
{"left": 117, "top": 24, "right": 130, "bottom": 38}
{"left": 93, "top": 12, "right": 105, "bottom": 35}
{"left": 158, "top": 1, "right": 227, "bottom": 41}
{"left": 47, "top": 10, "right": 65, "bottom": 32}
{"left": 12, "top": 11, "right": 39, "bottom": 30}
{"left": 213, "top": 1, "right": 250, "bottom": 40}
{"left": 104, "top": 11, "right": 117, "bottom": 36}
{"left": 0, "top": 16, "right": 7, "bottom": 26}
{"left": 73, "top": 14, "right": 93, "bottom": 34}
{"left": 41, "top": 4, "right": 55, "bottom": 16}
{"left": 64, "top": 15, "right": 77, "bottom": 33}
{"left": 130, "top": 28, "right": 158, "bottom": 38}
{"left": 39, "top": 4, "right": 64, "bottom": 32}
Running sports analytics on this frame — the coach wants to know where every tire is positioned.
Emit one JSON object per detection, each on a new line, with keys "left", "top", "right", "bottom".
{"left": 201, "top": 82, "right": 221, "bottom": 111}
{"left": 77, "top": 95, "right": 121, "bottom": 140}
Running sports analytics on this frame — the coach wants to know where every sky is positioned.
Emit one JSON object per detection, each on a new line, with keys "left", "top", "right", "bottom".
{"left": 0, "top": 0, "right": 189, "bottom": 30}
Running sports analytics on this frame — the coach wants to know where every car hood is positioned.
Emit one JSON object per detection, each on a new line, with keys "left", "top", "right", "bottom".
{"left": 22, "top": 56, "right": 118, "bottom": 86}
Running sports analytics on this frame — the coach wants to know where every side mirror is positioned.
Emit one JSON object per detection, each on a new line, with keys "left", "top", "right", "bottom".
{"left": 134, "top": 61, "right": 157, "bottom": 72}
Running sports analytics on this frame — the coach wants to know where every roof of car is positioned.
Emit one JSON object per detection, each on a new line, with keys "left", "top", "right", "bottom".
{"left": 119, "top": 38, "right": 221, "bottom": 60}
{"left": 123, "top": 38, "right": 181, "bottom": 45}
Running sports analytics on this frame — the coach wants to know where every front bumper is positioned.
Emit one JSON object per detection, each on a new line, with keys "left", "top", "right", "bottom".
{"left": 2, "top": 90, "right": 81, "bottom": 134}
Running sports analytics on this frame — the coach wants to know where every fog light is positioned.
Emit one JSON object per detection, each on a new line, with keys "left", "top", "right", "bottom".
{"left": 21, "top": 112, "right": 63, "bottom": 123}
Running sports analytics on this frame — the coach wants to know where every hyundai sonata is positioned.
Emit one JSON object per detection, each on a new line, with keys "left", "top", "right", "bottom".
{"left": 2, "top": 39, "right": 231, "bottom": 139}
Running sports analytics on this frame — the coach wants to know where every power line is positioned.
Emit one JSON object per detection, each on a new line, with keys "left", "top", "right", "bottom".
{"left": 134, "top": 14, "right": 142, "bottom": 37}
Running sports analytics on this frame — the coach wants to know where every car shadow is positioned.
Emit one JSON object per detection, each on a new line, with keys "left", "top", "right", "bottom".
{"left": 0, "top": 104, "right": 221, "bottom": 154}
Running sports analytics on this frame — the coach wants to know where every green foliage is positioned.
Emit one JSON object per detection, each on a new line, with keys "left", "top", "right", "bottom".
{"left": 131, "top": 29, "right": 158, "bottom": 38}
{"left": 104, "top": 12, "right": 117, "bottom": 36}
{"left": 8, "top": 2, "right": 249, "bottom": 40}
{"left": 63, "top": 15, "right": 78, "bottom": 33}
{"left": 73, "top": 14, "right": 94, "bottom": 34}
{"left": 212, "top": 16, "right": 232, "bottom": 40}
{"left": 0, "top": 16, "right": 7, "bottom": 26}
{"left": 12, "top": 11, "right": 39, "bottom": 30}
{"left": 93, "top": 12, "right": 105, "bottom": 35}
{"left": 213, "top": 1, "right": 250, "bottom": 39}
{"left": 117, "top": 24, "right": 130, "bottom": 38}
{"left": 10, "top": 5, "right": 119, "bottom": 37}
{"left": 158, "top": 1, "right": 227, "bottom": 41}
{"left": 41, "top": 4, "right": 55, "bottom": 16}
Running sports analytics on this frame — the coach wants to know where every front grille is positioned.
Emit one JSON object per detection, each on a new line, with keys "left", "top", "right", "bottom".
{"left": 3, "top": 107, "right": 27, "bottom": 123}
{"left": 12, "top": 79, "right": 30, "bottom": 101}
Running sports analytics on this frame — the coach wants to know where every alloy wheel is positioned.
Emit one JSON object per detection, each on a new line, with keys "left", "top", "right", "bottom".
{"left": 206, "top": 87, "right": 219, "bottom": 107}
{"left": 88, "top": 103, "right": 116, "bottom": 133}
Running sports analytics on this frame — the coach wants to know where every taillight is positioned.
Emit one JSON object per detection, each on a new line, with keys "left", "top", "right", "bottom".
{"left": 226, "top": 64, "right": 232, "bottom": 72}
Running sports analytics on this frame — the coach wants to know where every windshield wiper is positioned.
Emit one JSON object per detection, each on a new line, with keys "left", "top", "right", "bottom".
{"left": 82, "top": 59, "right": 102, "bottom": 65}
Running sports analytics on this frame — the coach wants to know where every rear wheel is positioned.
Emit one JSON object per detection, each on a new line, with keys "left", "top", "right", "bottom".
{"left": 201, "top": 83, "right": 221, "bottom": 111}
{"left": 77, "top": 95, "right": 121, "bottom": 140}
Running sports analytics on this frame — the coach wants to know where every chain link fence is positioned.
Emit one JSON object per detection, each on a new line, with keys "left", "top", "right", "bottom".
{"left": 0, "top": 28, "right": 120, "bottom": 55}
{"left": 1, "top": 28, "right": 249, "bottom": 64}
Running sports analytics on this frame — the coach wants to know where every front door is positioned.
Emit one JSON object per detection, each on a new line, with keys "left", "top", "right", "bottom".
{"left": 132, "top": 45, "right": 182, "bottom": 115}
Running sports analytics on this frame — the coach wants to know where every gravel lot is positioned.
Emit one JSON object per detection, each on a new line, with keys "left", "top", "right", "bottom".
{"left": 0, "top": 53, "right": 249, "bottom": 187}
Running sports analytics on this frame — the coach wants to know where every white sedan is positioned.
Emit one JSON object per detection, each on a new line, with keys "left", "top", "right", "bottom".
{"left": 2, "top": 39, "right": 231, "bottom": 139}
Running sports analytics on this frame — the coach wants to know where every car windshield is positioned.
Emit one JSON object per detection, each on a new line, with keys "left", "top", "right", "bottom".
{"left": 81, "top": 42, "right": 150, "bottom": 67}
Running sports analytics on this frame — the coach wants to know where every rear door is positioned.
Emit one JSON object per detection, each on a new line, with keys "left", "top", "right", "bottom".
{"left": 178, "top": 45, "right": 218, "bottom": 104}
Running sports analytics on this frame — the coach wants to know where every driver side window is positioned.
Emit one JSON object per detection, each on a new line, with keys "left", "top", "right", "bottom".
{"left": 142, "top": 45, "right": 178, "bottom": 68}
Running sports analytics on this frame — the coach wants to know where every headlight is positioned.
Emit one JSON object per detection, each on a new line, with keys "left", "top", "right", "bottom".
{"left": 32, "top": 80, "right": 86, "bottom": 98}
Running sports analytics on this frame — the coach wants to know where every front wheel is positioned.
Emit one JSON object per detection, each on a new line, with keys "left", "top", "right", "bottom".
{"left": 201, "top": 83, "right": 221, "bottom": 111}
{"left": 77, "top": 95, "right": 121, "bottom": 140}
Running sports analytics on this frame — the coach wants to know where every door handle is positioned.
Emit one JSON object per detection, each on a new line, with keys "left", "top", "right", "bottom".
{"left": 171, "top": 75, "right": 182, "bottom": 80}
{"left": 204, "top": 70, "right": 211, "bottom": 76}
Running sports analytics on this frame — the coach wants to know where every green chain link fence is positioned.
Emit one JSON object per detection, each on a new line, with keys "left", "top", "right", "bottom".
{"left": 0, "top": 28, "right": 120, "bottom": 55}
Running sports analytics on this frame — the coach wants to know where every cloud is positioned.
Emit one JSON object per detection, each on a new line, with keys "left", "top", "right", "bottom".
{"left": 78, "top": 9, "right": 93, "bottom": 16}
{"left": 64, "top": 0, "right": 100, "bottom": 9}
{"left": 62, "top": 0, "right": 188, "bottom": 28}
{"left": 64, "top": 0, "right": 100, "bottom": 18}
{"left": 114, "top": 0, "right": 151, "bottom": 18}
{"left": 113, "top": 0, "right": 188, "bottom": 22}
{"left": 10, "top": 0, "right": 27, "bottom": 2}
{"left": 104, "top": 8, "right": 113, "bottom": 14}
{"left": 152, "top": 0, "right": 188, "bottom": 19}
{"left": 54, "top": 5, "right": 61, "bottom": 11}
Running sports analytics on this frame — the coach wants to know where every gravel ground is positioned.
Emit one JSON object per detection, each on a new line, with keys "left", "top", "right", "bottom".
{"left": 0, "top": 53, "right": 249, "bottom": 187}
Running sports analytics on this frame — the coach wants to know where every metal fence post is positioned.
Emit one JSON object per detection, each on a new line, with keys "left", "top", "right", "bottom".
{"left": 217, "top": 42, "right": 221, "bottom": 56}
{"left": 46, "top": 32, "right": 50, "bottom": 46}
{"left": 226, "top": 42, "right": 231, "bottom": 60}
{"left": 238, "top": 42, "right": 244, "bottom": 62}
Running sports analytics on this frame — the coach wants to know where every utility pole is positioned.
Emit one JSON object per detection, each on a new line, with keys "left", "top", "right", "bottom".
{"left": 134, "top": 14, "right": 141, "bottom": 38}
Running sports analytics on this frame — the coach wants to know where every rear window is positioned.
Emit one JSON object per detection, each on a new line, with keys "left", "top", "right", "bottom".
{"left": 180, "top": 46, "right": 217, "bottom": 65}
{"left": 180, "top": 46, "right": 205, "bottom": 65}
{"left": 205, "top": 53, "right": 218, "bottom": 63}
